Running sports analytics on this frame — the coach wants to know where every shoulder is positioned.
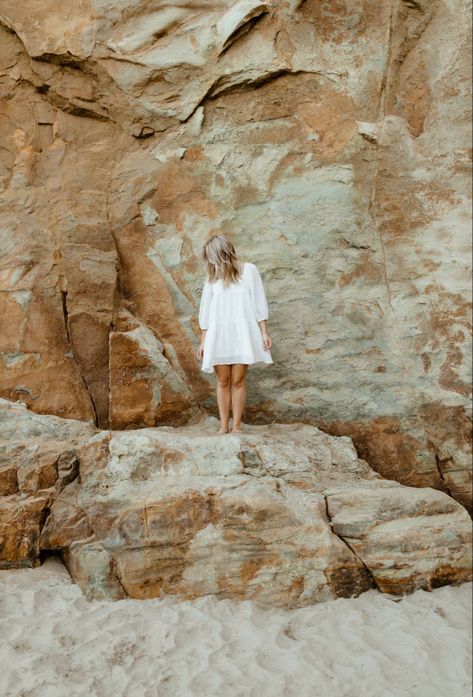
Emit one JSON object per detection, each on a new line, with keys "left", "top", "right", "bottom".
{"left": 245, "top": 262, "right": 264, "bottom": 280}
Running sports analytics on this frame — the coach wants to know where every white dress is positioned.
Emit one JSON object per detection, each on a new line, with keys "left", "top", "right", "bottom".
{"left": 198, "top": 262, "right": 273, "bottom": 373}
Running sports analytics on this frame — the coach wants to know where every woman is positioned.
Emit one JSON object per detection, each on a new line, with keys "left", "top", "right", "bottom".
{"left": 196, "top": 234, "right": 273, "bottom": 434}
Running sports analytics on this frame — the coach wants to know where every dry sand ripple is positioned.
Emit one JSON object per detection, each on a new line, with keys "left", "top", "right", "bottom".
{"left": 0, "top": 558, "right": 471, "bottom": 697}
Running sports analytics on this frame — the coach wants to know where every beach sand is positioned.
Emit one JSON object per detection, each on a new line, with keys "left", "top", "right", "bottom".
{"left": 0, "top": 558, "right": 471, "bottom": 697}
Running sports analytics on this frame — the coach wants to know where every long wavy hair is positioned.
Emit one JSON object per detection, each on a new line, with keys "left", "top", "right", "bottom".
{"left": 203, "top": 234, "right": 243, "bottom": 288}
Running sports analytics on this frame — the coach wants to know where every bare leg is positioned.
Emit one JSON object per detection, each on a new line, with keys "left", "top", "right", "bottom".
{"left": 214, "top": 365, "right": 231, "bottom": 433}
{"left": 230, "top": 364, "right": 248, "bottom": 432}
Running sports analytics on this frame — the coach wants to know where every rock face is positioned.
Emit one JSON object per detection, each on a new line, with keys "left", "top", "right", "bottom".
{"left": 1, "top": 400, "right": 471, "bottom": 606}
{"left": 0, "top": 1, "right": 471, "bottom": 514}
{"left": 0, "top": 400, "right": 96, "bottom": 568}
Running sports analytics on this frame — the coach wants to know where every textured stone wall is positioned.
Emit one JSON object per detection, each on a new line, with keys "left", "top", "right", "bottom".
{"left": 0, "top": 1, "right": 471, "bottom": 509}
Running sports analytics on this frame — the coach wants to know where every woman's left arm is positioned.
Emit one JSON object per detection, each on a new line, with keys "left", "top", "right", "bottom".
{"left": 198, "top": 279, "right": 213, "bottom": 331}
{"left": 197, "top": 279, "right": 212, "bottom": 358}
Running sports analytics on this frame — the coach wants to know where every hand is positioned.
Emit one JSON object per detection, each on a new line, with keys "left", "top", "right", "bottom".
{"left": 262, "top": 332, "right": 272, "bottom": 351}
{"left": 196, "top": 341, "right": 204, "bottom": 359}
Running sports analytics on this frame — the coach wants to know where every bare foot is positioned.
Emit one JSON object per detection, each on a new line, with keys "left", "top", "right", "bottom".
{"left": 217, "top": 425, "right": 229, "bottom": 434}
{"left": 231, "top": 426, "right": 242, "bottom": 433}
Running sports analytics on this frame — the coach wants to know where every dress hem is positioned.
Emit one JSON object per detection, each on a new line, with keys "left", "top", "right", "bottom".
{"left": 201, "top": 357, "right": 273, "bottom": 373}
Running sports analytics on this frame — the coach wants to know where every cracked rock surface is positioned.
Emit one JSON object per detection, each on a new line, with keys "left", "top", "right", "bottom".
{"left": 0, "top": 0, "right": 471, "bottom": 508}
{"left": 1, "top": 399, "right": 471, "bottom": 607}
{"left": 0, "top": 1, "right": 471, "bottom": 511}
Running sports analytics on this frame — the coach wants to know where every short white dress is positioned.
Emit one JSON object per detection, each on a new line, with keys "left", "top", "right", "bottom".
{"left": 198, "top": 262, "right": 273, "bottom": 373}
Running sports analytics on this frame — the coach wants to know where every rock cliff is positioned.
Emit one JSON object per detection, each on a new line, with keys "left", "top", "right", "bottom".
{"left": 0, "top": 0, "right": 471, "bottom": 575}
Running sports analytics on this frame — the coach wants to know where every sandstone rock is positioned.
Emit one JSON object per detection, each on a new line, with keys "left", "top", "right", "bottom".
{"left": 2, "top": 400, "right": 471, "bottom": 607}
{"left": 0, "top": 399, "right": 96, "bottom": 567}
{"left": 326, "top": 481, "right": 472, "bottom": 594}
{"left": 109, "top": 308, "right": 200, "bottom": 429}
{"left": 0, "top": 1, "right": 471, "bottom": 510}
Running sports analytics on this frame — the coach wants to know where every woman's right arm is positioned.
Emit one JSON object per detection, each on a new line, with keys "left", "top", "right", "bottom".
{"left": 248, "top": 263, "right": 269, "bottom": 322}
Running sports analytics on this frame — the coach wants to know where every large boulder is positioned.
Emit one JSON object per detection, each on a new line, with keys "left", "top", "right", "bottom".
{"left": 1, "top": 400, "right": 470, "bottom": 607}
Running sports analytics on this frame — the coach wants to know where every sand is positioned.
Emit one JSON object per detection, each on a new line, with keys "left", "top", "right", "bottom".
{"left": 0, "top": 558, "right": 471, "bottom": 697}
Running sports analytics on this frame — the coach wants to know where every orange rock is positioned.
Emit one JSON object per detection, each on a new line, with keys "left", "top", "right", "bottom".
{"left": 3, "top": 401, "right": 470, "bottom": 607}
{"left": 0, "top": 0, "right": 470, "bottom": 513}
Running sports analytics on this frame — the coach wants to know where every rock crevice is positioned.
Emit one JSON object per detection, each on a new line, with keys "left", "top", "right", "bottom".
{"left": 60, "top": 286, "right": 99, "bottom": 427}
{"left": 323, "top": 494, "right": 381, "bottom": 593}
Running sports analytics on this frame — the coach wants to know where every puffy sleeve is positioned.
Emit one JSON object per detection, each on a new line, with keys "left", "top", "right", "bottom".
{"left": 198, "top": 278, "right": 213, "bottom": 330}
{"left": 248, "top": 263, "right": 269, "bottom": 322}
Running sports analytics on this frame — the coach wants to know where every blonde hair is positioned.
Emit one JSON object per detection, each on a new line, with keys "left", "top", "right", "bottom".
{"left": 203, "top": 234, "right": 242, "bottom": 288}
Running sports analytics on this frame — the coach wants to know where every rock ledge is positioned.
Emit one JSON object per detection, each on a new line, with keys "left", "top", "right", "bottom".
{"left": 1, "top": 399, "right": 471, "bottom": 607}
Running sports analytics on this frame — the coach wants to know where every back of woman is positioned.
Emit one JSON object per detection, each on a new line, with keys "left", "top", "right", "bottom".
{"left": 197, "top": 234, "right": 273, "bottom": 433}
